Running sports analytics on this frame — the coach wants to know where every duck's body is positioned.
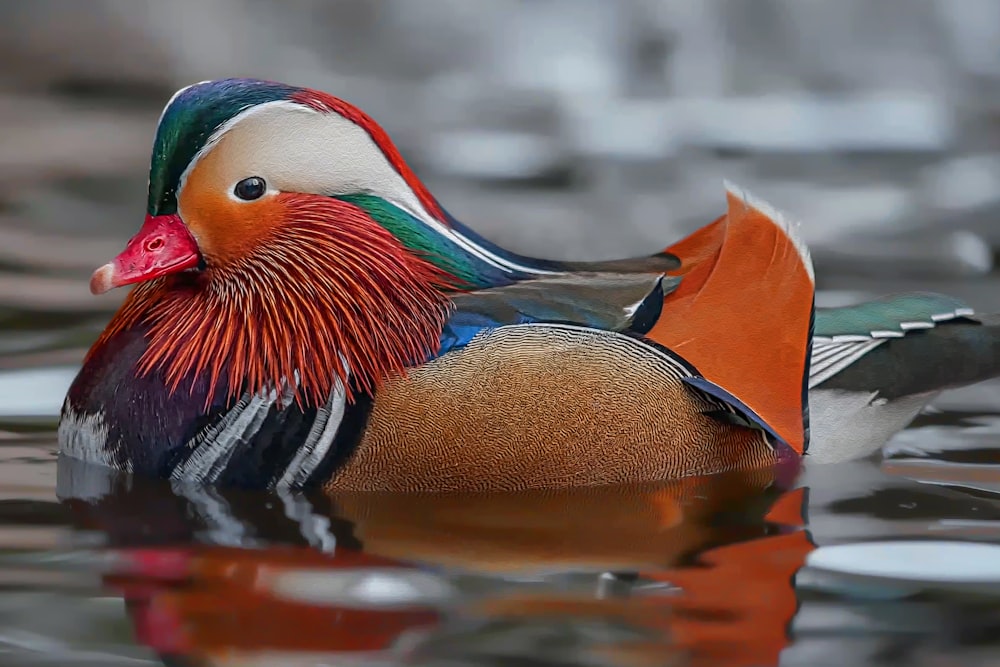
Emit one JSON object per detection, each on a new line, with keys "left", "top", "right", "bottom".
{"left": 473, "top": 217, "right": 1000, "bottom": 462}
{"left": 333, "top": 285, "right": 778, "bottom": 492}
{"left": 59, "top": 79, "right": 815, "bottom": 491}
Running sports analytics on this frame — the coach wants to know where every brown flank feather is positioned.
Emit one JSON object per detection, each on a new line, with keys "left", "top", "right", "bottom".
{"left": 87, "top": 196, "right": 454, "bottom": 409}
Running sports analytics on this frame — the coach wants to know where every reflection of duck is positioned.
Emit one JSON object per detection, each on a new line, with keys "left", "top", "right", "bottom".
{"left": 394, "top": 486, "right": 815, "bottom": 667}
{"left": 61, "top": 77, "right": 816, "bottom": 491}
{"left": 651, "top": 487, "right": 814, "bottom": 667}
{"left": 104, "top": 545, "right": 445, "bottom": 661}
{"left": 326, "top": 466, "right": 787, "bottom": 574}
{"left": 57, "top": 455, "right": 811, "bottom": 666}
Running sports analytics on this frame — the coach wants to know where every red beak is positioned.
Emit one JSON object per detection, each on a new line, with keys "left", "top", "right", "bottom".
{"left": 90, "top": 214, "right": 201, "bottom": 295}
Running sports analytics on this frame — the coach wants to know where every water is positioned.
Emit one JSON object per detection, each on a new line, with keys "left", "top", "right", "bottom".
{"left": 2, "top": 304, "right": 1000, "bottom": 666}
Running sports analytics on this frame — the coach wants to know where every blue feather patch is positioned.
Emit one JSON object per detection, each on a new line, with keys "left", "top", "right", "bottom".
{"left": 438, "top": 311, "right": 534, "bottom": 355}
{"left": 436, "top": 274, "right": 671, "bottom": 358}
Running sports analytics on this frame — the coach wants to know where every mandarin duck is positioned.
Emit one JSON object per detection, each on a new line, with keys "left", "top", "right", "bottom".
{"left": 58, "top": 78, "right": 816, "bottom": 491}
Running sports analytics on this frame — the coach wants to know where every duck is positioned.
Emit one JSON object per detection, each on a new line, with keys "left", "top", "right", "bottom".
{"left": 58, "top": 78, "right": 815, "bottom": 491}
{"left": 370, "top": 191, "right": 1000, "bottom": 463}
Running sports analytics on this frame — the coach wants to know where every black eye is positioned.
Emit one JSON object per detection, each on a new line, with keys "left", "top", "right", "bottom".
{"left": 234, "top": 176, "right": 266, "bottom": 201}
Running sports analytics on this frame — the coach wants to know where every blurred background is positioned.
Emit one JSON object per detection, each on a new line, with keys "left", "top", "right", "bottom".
{"left": 3, "top": 0, "right": 1000, "bottom": 325}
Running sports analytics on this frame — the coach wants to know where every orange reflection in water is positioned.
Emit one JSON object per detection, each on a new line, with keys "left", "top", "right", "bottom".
{"left": 70, "top": 462, "right": 813, "bottom": 666}
{"left": 655, "top": 487, "right": 814, "bottom": 666}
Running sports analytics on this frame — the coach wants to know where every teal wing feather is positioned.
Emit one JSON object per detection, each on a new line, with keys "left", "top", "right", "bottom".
{"left": 815, "top": 292, "right": 976, "bottom": 340}
{"left": 816, "top": 312, "right": 1000, "bottom": 398}
{"left": 439, "top": 273, "right": 681, "bottom": 354}
{"left": 811, "top": 292, "right": 978, "bottom": 388}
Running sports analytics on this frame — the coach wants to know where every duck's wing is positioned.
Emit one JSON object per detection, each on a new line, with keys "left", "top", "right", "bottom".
{"left": 816, "top": 293, "right": 975, "bottom": 341}
{"left": 811, "top": 292, "right": 973, "bottom": 388}
{"left": 650, "top": 184, "right": 816, "bottom": 455}
{"left": 813, "top": 294, "right": 1000, "bottom": 398}
{"left": 439, "top": 272, "right": 681, "bottom": 354}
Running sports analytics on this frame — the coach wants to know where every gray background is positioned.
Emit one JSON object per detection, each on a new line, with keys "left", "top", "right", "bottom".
{"left": 2, "top": 0, "right": 999, "bottom": 317}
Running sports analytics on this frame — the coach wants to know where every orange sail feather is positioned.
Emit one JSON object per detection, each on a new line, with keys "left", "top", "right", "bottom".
{"left": 649, "top": 185, "right": 815, "bottom": 454}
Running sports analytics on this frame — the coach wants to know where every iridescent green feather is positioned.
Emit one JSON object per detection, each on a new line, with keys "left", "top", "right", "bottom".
{"left": 815, "top": 292, "right": 976, "bottom": 338}
{"left": 337, "top": 194, "right": 486, "bottom": 287}
{"left": 148, "top": 79, "right": 299, "bottom": 216}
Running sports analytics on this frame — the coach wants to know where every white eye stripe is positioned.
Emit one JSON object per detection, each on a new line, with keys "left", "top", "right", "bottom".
{"left": 177, "top": 98, "right": 561, "bottom": 276}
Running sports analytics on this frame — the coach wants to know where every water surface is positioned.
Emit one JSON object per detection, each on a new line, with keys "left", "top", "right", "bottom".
{"left": 2, "top": 295, "right": 1000, "bottom": 667}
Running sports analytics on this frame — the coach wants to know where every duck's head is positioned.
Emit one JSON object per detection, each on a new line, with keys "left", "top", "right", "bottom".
{"left": 88, "top": 78, "right": 511, "bottom": 408}
{"left": 91, "top": 77, "right": 507, "bottom": 295}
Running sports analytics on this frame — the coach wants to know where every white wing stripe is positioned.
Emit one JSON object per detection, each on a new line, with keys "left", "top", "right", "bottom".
{"left": 276, "top": 379, "right": 348, "bottom": 489}
{"left": 809, "top": 338, "right": 886, "bottom": 388}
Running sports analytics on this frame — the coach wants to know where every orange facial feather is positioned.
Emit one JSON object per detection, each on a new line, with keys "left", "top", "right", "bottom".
{"left": 89, "top": 196, "right": 454, "bottom": 410}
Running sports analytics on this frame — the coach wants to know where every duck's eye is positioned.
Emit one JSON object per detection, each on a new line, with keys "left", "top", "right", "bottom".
{"left": 234, "top": 176, "right": 266, "bottom": 201}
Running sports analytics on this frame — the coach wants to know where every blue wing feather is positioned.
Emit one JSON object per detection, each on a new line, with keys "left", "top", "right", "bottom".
{"left": 437, "top": 273, "right": 678, "bottom": 356}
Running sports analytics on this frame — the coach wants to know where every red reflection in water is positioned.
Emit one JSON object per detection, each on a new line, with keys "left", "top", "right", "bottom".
{"left": 83, "top": 468, "right": 812, "bottom": 666}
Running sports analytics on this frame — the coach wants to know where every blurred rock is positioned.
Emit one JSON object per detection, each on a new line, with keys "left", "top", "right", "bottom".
{"left": 0, "top": 96, "right": 152, "bottom": 189}
{"left": 813, "top": 230, "right": 994, "bottom": 279}
{"left": 0, "top": 272, "right": 122, "bottom": 313}
{"left": 0, "top": 221, "right": 124, "bottom": 273}
{"left": 918, "top": 155, "right": 1000, "bottom": 213}
{"left": 424, "top": 129, "right": 567, "bottom": 181}
{"left": 0, "top": 1, "right": 175, "bottom": 93}
{"left": 682, "top": 94, "right": 955, "bottom": 153}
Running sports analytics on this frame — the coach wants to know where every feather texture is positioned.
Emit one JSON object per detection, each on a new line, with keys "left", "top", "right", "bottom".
{"left": 814, "top": 292, "right": 975, "bottom": 341}
{"left": 810, "top": 292, "right": 979, "bottom": 388}
{"left": 440, "top": 272, "right": 678, "bottom": 353}
{"left": 652, "top": 185, "right": 815, "bottom": 455}
{"left": 88, "top": 196, "right": 453, "bottom": 410}
{"left": 330, "top": 322, "right": 777, "bottom": 492}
